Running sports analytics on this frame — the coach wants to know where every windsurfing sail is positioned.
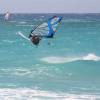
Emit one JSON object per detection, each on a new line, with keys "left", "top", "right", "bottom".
{"left": 17, "top": 16, "right": 63, "bottom": 46}
{"left": 29, "top": 16, "right": 63, "bottom": 38}
{"left": 4, "top": 11, "right": 10, "bottom": 21}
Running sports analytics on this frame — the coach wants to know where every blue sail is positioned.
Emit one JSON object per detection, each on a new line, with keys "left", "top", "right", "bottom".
{"left": 30, "top": 16, "right": 63, "bottom": 38}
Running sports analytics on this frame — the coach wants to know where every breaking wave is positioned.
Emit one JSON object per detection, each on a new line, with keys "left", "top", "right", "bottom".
{"left": 41, "top": 53, "right": 100, "bottom": 64}
{"left": 0, "top": 88, "right": 99, "bottom": 100}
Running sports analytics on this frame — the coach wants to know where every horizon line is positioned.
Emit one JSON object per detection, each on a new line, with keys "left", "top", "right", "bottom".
{"left": 0, "top": 12, "right": 100, "bottom": 14}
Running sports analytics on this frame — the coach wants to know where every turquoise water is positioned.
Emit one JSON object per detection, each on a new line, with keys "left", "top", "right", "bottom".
{"left": 0, "top": 14, "right": 100, "bottom": 99}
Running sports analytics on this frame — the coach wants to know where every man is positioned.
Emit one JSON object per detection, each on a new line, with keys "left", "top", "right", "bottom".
{"left": 29, "top": 33, "right": 41, "bottom": 46}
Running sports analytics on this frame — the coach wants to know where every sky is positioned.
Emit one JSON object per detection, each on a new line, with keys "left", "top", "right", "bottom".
{"left": 0, "top": 0, "right": 100, "bottom": 13}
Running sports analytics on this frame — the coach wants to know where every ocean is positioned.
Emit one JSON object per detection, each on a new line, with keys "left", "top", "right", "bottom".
{"left": 0, "top": 13, "right": 100, "bottom": 100}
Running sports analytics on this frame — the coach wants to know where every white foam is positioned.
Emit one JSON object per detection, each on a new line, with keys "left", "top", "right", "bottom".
{"left": 0, "top": 68, "right": 32, "bottom": 76}
{"left": 41, "top": 56, "right": 80, "bottom": 64}
{"left": 18, "top": 21, "right": 27, "bottom": 24}
{"left": 0, "top": 88, "right": 99, "bottom": 100}
{"left": 82, "top": 53, "right": 100, "bottom": 61}
{"left": 16, "top": 24, "right": 34, "bottom": 27}
{"left": 41, "top": 53, "right": 100, "bottom": 64}
{"left": 2, "top": 40, "right": 15, "bottom": 44}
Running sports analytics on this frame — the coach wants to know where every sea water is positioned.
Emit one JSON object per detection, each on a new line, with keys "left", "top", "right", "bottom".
{"left": 0, "top": 13, "right": 100, "bottom": 100}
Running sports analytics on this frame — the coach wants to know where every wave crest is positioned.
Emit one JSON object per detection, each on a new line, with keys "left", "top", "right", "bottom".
{"left": 41, "top": 53, "right": 100, "bottom": 64}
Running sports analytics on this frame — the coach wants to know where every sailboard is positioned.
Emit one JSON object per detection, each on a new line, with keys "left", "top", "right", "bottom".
{"left": 17, "top": 31, "right": 30, "bottom": 41}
